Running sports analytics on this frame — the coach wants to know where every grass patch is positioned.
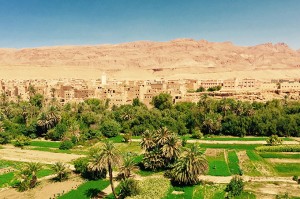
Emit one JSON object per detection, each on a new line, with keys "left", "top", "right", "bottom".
{"left": 246, "top": 150, "right": 276, "bottom": 176}
{"left": 256, "top": 145, "right": 300, "bottom": 152}
{"left": 164, "top": 186, "right": 194, "bottom": 199}
{"left": 136, "top": 169, "right": 158, "bottom": 177}
{"left": 200, "top": 144, "right": 261, "bottom": 150}
{"left": 227, "top": 150, "right": 240, "bottom": 175}
{"left": 273, "top": 163, "right": 300, "bottom": 176}
{"left": 164, "top": 184, "right": 227, "bottom": 199}
{"left": 130, "top": 176, "right": 170, "bottom": 199}
{"left": 0, "top": 172, "right": 14, "bottom": 187}
{"left": 114, "top": 142, "right": 142, "bottom": 154}
{"left": 59, "top": 179, "right": 110, "bottom": 199}
{"left": 207, "top": 151, "right": 231, "bottom": 176}
{"left": 29, "top": 147, "right": 88, "bottom": 155}
{"left": 246, "top": 151, "right": 263, "bottom": 161}
{"left": 30, "top": 140, "right": 61, "bottom": 148}
{"left": 0, "top": 160, "right": 22, "bottom": 169}
{"left": 0, "top": 168, "right": 54, "bottom": 188}
{"left": 107, "top": 135, "right": 123, "bottom": 143}
{"left": 258, "top": 152, "right": 300, "bottom": 159}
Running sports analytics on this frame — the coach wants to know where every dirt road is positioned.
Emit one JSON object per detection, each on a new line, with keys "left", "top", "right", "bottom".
{"left": 0, "top": 145, "right": 85, "bottom": 165}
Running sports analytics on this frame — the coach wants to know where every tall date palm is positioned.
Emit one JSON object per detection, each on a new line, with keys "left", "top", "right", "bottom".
{"left": 88, "top": 141, "right": 121, "bottom": 199}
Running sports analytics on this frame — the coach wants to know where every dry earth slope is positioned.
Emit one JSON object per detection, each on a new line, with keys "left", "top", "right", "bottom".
{"left": 0, "top": 39, "right": 300, "bottom": 80}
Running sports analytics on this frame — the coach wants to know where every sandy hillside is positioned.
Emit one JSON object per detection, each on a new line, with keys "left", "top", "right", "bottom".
{"left": 0, "top": 39, "right": 300, "bottom": 80}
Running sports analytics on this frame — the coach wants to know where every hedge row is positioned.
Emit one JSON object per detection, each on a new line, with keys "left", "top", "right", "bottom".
{"left": 255, "top": 145, "right": 300, "bottom": 152}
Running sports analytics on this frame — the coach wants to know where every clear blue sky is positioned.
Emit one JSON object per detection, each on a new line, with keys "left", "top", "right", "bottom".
{"left": 0, "top": 0, "right": 299, "bottom": 49}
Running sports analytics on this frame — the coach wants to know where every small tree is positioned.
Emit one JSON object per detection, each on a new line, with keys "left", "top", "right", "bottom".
{"left": 59, "top": 140, "right": 74, "bottom": 150}
{"left": 191, "top": 128, "right": 203, "bottom": 139}
{"left": 14, "top": 162, "right": 42, "bottom": 191}
{"left": 196, "top": 86, "right": 205, "bottom": 92}
{"left": 100, "top": 120, "right": 121, "bottom": 138}
{"left": 51, "top": 162, "right": 71, "bottom": 181}
{"left": 266, "top": 135, "right": 283, "bottom": 146}
{"left": 151, "top": 93, "right": 173, "bottom": 110}
{"left": 14, "top": 135, "right": 31, "bottom": 148}
{"left": 226, "top": 176, "right": 244, "bottom": 197}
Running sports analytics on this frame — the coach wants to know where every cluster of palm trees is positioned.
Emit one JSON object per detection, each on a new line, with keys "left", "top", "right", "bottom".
{"left": 141, "top": 127, "right": 182, "bottom": 170}
{"left": 141, "top": 127, "right": 208, "bottom": 185}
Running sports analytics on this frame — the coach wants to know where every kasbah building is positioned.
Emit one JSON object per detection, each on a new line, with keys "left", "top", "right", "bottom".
{"left": 1, "top": 72, "right": 300, "bottom": 107}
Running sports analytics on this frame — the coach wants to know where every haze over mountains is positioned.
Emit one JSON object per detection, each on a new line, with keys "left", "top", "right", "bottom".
{"left": 0, "top": 39, "right": 300, "bottom": 80}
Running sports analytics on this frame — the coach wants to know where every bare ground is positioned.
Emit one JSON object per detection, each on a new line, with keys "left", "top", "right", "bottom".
{"left": 267, "top": 158, "right": 300, "bottom": 163}
{"left": 0, "top": 175, "right": 84, "bottom": 199}
{"left": 0, "top": 145, "right": 85, "bottom": 166}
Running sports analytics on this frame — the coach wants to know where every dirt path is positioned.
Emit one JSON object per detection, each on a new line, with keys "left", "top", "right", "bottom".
{"left": 0, "top": 145, "right": 85, "bottom": 166}
{"left": 267, "top": 158, "right": 300, "bottom": 163}
{"left": 0, "top": 175, "right": 84, "bottom": 199}
{"left": 131, "top": 139, "right": 299, "bottom": 145}
{"left": 199, "top": 175, "right": 296, "bottom": 184}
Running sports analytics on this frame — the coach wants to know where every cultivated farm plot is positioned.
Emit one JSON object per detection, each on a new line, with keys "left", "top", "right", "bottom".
{"left": 205, "top": 149, "right": 231, "bottom": 176}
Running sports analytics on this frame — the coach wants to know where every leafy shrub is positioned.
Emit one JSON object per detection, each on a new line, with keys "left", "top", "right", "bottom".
{"left": 59, "top": 140, "right": 74, "bottom": 150}
{"left": 225, "top": 176, "right": 244, "bottom": 197}
{"left": 0, "top": 131, "right": 12, "bottom": 144}
{"left": 266, "top": 135, "right": 283, "bottom": 146}
{"left": 181, "top": 137, "right": 187, "bottom": 147}
{"left": 100, "top": 120, "right": 121, "bottom": 138}
{"left": 276, "top": 192, "right": 290, "bottom": 199}
{"left": 207, "top": 86, "right": 222, "bottom": 92}
{"left": 122, "top": 133, "right": 132, "bottom": 143}
{"left": 191, "top": 129, "right": 203, "bottom": 139}
{"left": 196, "top": 86, "right": 205, "bottom": 92}
{"left": 292, "top": 175, "right": 298, "bottom": 181}
{"left": 119, "top": 178, "right": 140, "bottom": 199}
{"left": 14, "top": 135, "right": 31, "bottom": 148}
{"left": 255, "top": 145, "right": 300, "bottom": 152}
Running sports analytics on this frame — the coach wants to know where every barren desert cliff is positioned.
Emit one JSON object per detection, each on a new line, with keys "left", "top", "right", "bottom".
{"left": 0, "top": 39, "right": 300, "bottom": 80}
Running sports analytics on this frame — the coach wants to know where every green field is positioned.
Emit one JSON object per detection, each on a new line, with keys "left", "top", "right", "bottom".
{"left": 30, "top": 140, "right": 61, "bottom": 148}
{"left": 273, "top": 163, "right": 300, "bottom": 176}
{"left": 200, "top": 144, "right": 261, "bottom": 150}
{"left": 259, "top": 152, "right": 300, "bottom": 159}
{"left": 59, "top": 179, "right": 110, "bottom": 199}
{"left": 246, "top": 150, "right": 263, "bottom": 161}
{"left": 227, "top": 150, "right": 240, "bottom": 175}
{"left": 180, "top": 136, "right": 294, "bottom": 141}
{"left": 207, "top": 151, "right": 231, "bottom": 176}
{"left": 164, "top": 184, "right": 255, "bottom": 199}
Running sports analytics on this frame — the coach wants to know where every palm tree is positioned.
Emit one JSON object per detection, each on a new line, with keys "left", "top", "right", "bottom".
{"left": 119, "top": 153, "right": 138, "bottom": 179}
{"left": 88, "top": 141, "right": 121, "bottom": 199}
{"left": 155, "top": 127, "right": 171, "bottom": 146}
{"left": 23, "top": 162, "right": 42, "bottom": 188}
{"left": 28, "top": 85, "right": 36, "bottom": 97}
{"left": 162, "top": 134, "right": 181, "bottom": 164}
{"left": 51, "top": 162, "right": 71, "bottom": 181}
{"left": 171, "top": 144, "right": 208, "bottom": 185}
{"left": 143, "top": 147, "right": 164, "bottom": 170}
{"left": 140, "top": 130, "right": 155, "bottom": 151}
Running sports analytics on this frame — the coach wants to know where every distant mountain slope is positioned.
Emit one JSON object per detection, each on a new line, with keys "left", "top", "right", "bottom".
{"left": 0, "top": 39, "right": 299, "bottom": 80}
